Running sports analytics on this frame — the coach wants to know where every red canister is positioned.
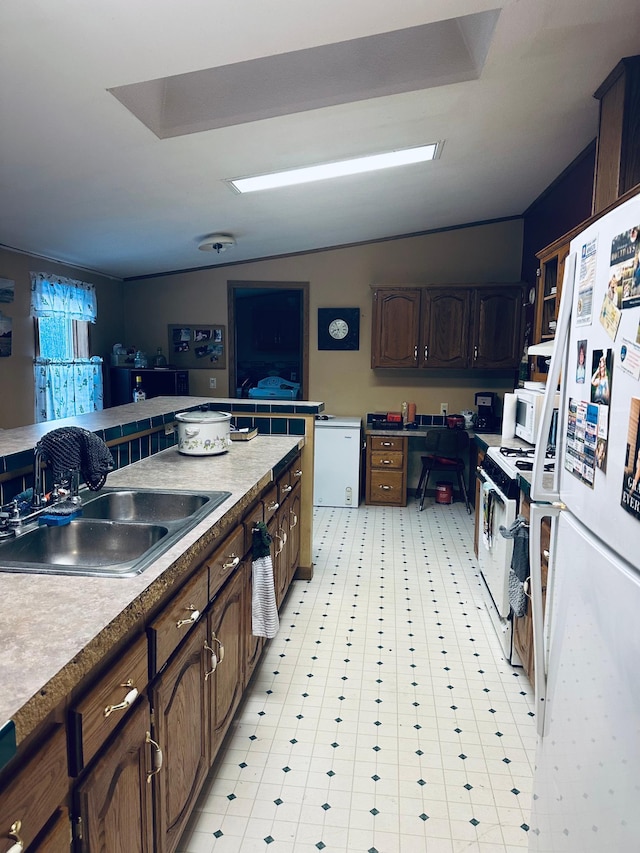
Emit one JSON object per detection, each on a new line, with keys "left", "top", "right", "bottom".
{"left": 435, "top": 482, "right": 453, "bottom": 504}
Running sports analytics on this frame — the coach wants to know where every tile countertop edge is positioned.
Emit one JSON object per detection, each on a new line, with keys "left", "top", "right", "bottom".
{"left": 0, "top": 433, "right": 303, "bottom": 752}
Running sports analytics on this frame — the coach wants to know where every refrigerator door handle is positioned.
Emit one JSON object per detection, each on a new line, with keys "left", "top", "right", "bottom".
{"left": 531, "top": 251, "right": 576, "bottom": 503}
{"left": 529, "top": 501, "right": 562, "bottom": 737}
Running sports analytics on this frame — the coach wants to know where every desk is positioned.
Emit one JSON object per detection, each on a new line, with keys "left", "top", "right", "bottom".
{"left": 365, "top": 427, "right": 482, "bottom": 507}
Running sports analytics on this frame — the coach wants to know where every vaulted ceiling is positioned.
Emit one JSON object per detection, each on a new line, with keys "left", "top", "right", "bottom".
{"left": 1, "top": 0, "right": 639, "bottom": 279}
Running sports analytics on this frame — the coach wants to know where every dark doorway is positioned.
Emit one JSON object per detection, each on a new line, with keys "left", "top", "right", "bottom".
{"left": 228, "top": 281, "right": 309, "bottom": 399}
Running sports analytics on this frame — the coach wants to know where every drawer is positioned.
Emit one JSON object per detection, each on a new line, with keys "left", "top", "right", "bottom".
{"left": 243, "top": 502, "right": 264, "bottom": 556}
{"left": 148, "top": 568, "right": 208, "bottom": 676}
{"left": 370, "top": 450, "right": 403, "bottom": 470}
{"left": 30, "top": 808, "right": 71, "bottom": 853}
{"left": 368, "top": 470, "right": 404, "bottom": 503}
{"left": 277, "top": 469, "right": 293, "bottom": 504}
{"left": 0, "top": 726, "right": 68, "bottom": 852}
{"left": 69, "top": 633, "right": 148, "bottom": 774}
{"left": 262, "top": 485, "right": 280, "bottom": 524}
{"left": 370, "top": 436, "right": 405, "bottom": 452}
{"left": 207, "top": 526, "right": 245, "bottom": 600}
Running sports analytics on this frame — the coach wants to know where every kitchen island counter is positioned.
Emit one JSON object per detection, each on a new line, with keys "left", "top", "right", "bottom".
{"left": 0, "top": 431, "right": 303, "bottom": 750}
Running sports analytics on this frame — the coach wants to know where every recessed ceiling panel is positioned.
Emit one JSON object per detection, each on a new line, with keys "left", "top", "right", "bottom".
{"left": 109, "top": 10, "right": 500, "bottom": 138}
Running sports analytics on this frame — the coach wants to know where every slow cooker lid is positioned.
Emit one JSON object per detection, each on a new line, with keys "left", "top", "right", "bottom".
{"left": 175, "top": 410, "right": 231, "bottom": 423}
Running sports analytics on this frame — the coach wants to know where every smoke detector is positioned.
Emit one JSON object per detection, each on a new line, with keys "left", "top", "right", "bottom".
{"left": 198, "top": 233, "right": 236, "bottom": 253}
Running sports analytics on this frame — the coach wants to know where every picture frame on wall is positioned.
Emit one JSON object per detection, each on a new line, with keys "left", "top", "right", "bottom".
{"left": 168, "top": 324, "right": 226, "bottom": 369}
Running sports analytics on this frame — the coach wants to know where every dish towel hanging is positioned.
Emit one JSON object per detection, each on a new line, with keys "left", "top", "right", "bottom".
{"left": 499, "top": 515, "right": 530, "bottom": 617}
{"left": 482, "top": 481, "right": 495, "bottom": 550}
{"left": 251, "top": 521, "right": 279, "bottom": 638}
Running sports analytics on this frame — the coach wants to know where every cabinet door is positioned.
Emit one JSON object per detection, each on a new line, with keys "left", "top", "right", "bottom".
{"left": 75, "top": 700, "right": 154, "bottom": 853}
{"left": 288, "top": 483, "right": 301, "bottom": 583}
{"left": 151, "top": 620, "right": 209, "bottom": 853}
{"left": 472, "top": 287, "right": 523, "bottom": 369}
{"left": 0, "top": 726, "right": 68, "bottom": 853}
{"left": 272, "top": 506, "right": 290, "bottom": 608}
{"left": 371, "top": 288, "right": 420, "bottom": 368}
{"left": 209, "top": 569, "right": 245, "bottom": 762}
{"left": 420, "top": 288, "right": 471, "bottom": 367}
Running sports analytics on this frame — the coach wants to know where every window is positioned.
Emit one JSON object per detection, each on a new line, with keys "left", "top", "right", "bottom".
{"left": 30, "top": 272, "right": 103, "bottom": 422}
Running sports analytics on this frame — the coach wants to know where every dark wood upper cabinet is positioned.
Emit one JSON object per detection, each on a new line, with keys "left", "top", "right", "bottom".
{"left": 593, "top": 55, "right": 640, "bottom": 215}
{"left": 371, "top": 285, "right": 523, "bottom": 370}
{"left": 420, "top": 288, "right": 471, "bottom": 368}
{"left": 371, "top": 288, "right": 421, "bottom": 367}
{"left": 472, "top": 287, "right": 523, "bottom": 369}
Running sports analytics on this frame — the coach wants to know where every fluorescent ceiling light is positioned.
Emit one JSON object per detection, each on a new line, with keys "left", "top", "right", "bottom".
{"left": 228, "top": 143, "right": 440, "bottom": 193}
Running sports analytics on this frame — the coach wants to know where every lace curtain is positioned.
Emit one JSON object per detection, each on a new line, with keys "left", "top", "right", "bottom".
{"left": 30, "top": 273, "right": 103, "bottom": 422}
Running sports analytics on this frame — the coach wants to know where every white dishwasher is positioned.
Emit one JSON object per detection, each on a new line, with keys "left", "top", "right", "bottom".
{"left": 313, "top": 416, "right": 362, "bottom": 507}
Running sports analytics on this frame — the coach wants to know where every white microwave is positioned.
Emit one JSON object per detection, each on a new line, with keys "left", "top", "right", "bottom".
{"left": 514, "top": 388, "right": 558, "bottom": 445}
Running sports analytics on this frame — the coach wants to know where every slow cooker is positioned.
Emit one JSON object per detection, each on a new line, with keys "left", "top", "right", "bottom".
{"left": 175, "top": 411, "right": 232, "bottom": 455}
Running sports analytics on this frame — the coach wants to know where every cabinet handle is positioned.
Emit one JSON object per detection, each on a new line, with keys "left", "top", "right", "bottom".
{"left": 204, "top": 634, "right": 225, "bottom": 680}
{"left": 289, "top": 509, "right": 298, "bottom": 528}
{"left": 281, "top": 484, "right": 293, "bottom": 494}
{"left": 176, "top": 605, "right": 200, "bottom": 629}
{"left": 414, "top": 345, "right": 418, "bottom": 360}
{"left": 379, "top": 485, "right": 392, "bottom": 490}
{"left": 474, "top": 345, "right": 478, "bottom": 360}
{"left": 274, "top": 532, "right": 285, "bottom": 555}
{"left": 293, "top": 469, "right": 302, "bottom": 478}
{"left": 104, "top": 682, "right": 138, "bottom": 718}
{"left": 267, "top": 501, "right": 280, "bottom": 512}
{"left": 424, "top": 345, "right": 428, "bottom": 360}
{"left": 222, "top": 554, "right": 240, "bottom": 571}
{"left": 6, "top": 820, "right": 23, "bottom": 853}
{"left": 523, "top": 577, "right": 531, "bottom": 599}
{"left": 543, "top": 549, "right": 550, "bottom": 560}
{"left": 145, "top": 732, "right": 163, "bottom": 783}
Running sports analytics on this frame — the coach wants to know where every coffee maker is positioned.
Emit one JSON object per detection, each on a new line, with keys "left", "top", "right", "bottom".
{"left": 475, "top": 391, "right": 497, "bottom": 432}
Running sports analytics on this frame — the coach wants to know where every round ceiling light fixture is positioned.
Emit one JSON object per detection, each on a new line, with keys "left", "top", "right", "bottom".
{"left": 198, "top": 233, "right": 236, "bottom": 253}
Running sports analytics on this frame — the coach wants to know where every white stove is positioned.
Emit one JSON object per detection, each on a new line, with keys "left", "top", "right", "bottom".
{"left": 486, "top": 445, "right": 554, "bottom": 480}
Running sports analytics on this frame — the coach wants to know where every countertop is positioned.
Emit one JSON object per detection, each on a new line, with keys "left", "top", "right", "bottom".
{"left": 0, "top": 432, "right": 303, "bottom": 747}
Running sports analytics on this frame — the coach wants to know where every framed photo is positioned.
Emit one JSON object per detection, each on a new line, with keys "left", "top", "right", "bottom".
{"left": 168, "top": 324, "right": 226, "bottom": 369}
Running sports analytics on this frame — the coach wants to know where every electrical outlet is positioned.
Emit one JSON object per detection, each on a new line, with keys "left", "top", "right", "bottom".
{"left": 440, "top": 403, "right": 448, "bottom": 416}
{"left": 209, "top": 377, "right": 217, "bottom": 389}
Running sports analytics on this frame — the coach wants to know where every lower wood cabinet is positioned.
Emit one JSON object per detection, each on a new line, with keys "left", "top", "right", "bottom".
{"left": 365, "top": 435, "right": 408, "bottom": 506}
{"left": 150, "top": 619, "right": 210, "bottom": 853}
{"left": 513, "top": 493, "right": 550, "bottom": 683}
{"left": 208, "top": 568, "right": 245, "bottom": 761}
{"left": 0, "top": 725, "right": 68, "bottom": 853}
{"left": 1, "top": 454, "right": 304, "bottom": 853}
{"left": 74, "top": 700, "right": 154, "bottom": 853}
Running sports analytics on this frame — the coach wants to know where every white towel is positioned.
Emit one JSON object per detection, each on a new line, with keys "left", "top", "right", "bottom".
{"left": 252, "top": 555, "right": 279, "bottom": 638}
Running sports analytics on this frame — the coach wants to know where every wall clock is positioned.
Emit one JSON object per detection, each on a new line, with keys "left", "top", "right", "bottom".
{"left": 318, "top": 307, "right": 360, "bottom": 350}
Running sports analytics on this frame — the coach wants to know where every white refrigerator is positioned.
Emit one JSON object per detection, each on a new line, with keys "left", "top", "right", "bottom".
{"left": 528, "top": 190, "right": 640, "bottom": 852}
{"left": 313, "top": 416, "right": 362, "bottom": 507}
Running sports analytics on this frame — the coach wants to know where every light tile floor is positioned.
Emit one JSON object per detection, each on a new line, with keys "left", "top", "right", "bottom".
{"left": 178, "top": 502, "right": 536, "bottom": 853}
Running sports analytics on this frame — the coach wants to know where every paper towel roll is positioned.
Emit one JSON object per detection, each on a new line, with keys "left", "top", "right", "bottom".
{"left": 501, "top": 393, "right": 517, "bottom": 442}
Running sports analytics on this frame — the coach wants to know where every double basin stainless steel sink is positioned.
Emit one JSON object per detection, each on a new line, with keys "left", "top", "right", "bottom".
{"left": 0, "top": 488, "right": 231, "bottom": 578}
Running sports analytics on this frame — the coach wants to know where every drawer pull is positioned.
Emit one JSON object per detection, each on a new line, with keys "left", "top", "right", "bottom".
{"left": 145, "top": 732, "right": 163, "bottom": 782}
{"left": 381, "top": 459, "right": 392, "bottom": 465}
{"left": 204, "top": 635, "right": 225, "bottom": 680}
{"left": 381, "top": 441, "right": 392, "bottom": 447}
{"left": 379, "top": 485, "right": 392, "bottom": 490}
{"left": 6, "top": 820, "right": 23, "bottom": 853}
{"left": 543, "top": 549, "right": 550, "bottom": 559}
{"left": 176, "top": 605, "right": 200, "bottom": 629}
{"left": 222, "top": 554, "right": 240, "bottom": 571}
{"left": 267, "top": 501, "right": 280, "bottom": 512}
{"left": 281, "top": 484, "right": 293, "bottom": 494}
{"left": 104, "top": 683, "right": 138, "bottom": 718}
{"left": 293, "top": 469, "right": 302, "bottom": 478}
